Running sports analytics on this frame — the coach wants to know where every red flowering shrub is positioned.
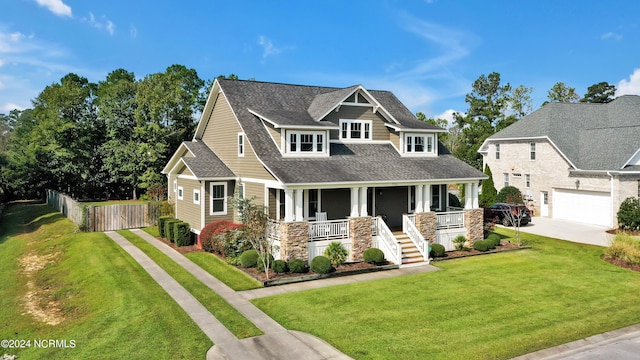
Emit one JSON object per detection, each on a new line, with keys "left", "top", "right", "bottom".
{"left": 200, "top": 220, "right": 244, "bottom": 254}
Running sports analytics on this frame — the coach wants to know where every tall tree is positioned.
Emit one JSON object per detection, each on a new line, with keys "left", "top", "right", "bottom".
{"left": 580, "top": 82, "right": 616, "bottom": 103}
{"left": 508, "top": 85, "right": 534, "bottom": 119}
{"left": 546, "top": 82, "right": 580, "bottom": 103}
{"left": 479, "top": 164, "right": 497, "bottom": 207}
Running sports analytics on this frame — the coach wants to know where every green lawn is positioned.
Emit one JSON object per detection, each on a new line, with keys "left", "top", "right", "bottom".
{"left": 185, "top": 252, "right": 262, "bottom": 291}
{"left": 117, "top": 230, "right": 262, "bottom": 338}
{"left": 252, "top": 228, "right": 640, "bottom": 360}
{"left": 0, "top": 204, "right": 211, "bottom": 359}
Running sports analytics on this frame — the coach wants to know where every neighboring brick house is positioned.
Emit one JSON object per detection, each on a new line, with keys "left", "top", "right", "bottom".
{"left": 479, "top": 95, "right": 640, "bottom": 228}
{"left": 163, "top": 79, "right": 486, "bottom": 266}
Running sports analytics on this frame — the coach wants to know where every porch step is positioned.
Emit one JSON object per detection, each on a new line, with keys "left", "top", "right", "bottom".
{"left": 395, "top": 233, "right": 427, "bottom": 265}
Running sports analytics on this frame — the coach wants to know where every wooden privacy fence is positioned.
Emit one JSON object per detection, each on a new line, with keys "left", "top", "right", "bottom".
{"left": 46, "top": 190, "right": 159, "bottom": 232}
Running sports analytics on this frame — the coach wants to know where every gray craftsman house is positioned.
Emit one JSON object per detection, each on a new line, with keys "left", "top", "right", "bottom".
{"left": 480, "top": 95, "right": 640, "bottom": 228}
{"left": 163, "top": 79, "right": 486, "bottom": 266}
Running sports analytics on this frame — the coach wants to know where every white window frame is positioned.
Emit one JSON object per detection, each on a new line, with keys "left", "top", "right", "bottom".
{"left": 238, "top": 133, "right": 245, "bottom": 157}
{"left": 525, "top": 174, "right": 531, "bottom": 188}
{"left": 404, "top": 133, "right": 436, "bottom": 155}
{"left": 530, "top": 142, "right": 536, "bottom": 161}
{"left": 210, "top": 182, "right": 227, "bottom": 216}
{"left": 173, "top": 180, "right": 177, "bottom": 192}
{"left": 177, "top": 186, "right": 184, "bottom": 200}
{"left": 285, "top": 130, "right": 327, "bottom": 155}
{"left": 193, "top": 189, "right": 200, "bottom": 205}
{"left": 495, "top": 143, "right": 500, "bottom": 159}
{"left": 339, "top": 119, "right": 372, "bottom": 141}
{"left": 503, "top": 173, "right": 509, "bottom": 188}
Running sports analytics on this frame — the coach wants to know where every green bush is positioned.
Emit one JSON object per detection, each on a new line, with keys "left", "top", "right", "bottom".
{"left": 257, "top": 253, "right": 275, "bottom": 272}
{"left": 272, "top": 260, "right": 288, "bottom": 274}
{"left": 605, "top": 232, "right": 640, "bottom": 266}
{"left": 496, "top": 186, "right": 524, "bottom": 204}
{"left": 363, "top": 248, "right": 385, "bottom": 264}
{"left": 239, "top": 249, "right": 259, "bottom": 268}
{"left": 324, "top": 241, "right": 348, "bottom": 267}
{"left": 453, "top": 235, "right": 467, "bottom": 251}
{"left": 200, "top": 220, "right": 244, "bottom": 254}
{"left": 486, "top": 233, "right": 502, "bottom": 247}
{"left": 164, "top": 219, "right": 181, "bottom": 242}
{"left": 289, "top": 259, "right": 308, "bottom": 273}
{"left": 173, "top": 222, "right": 192, "bottom": 247}
{"left": 158, "top": 216, "right": 173, "bottom": 238}
{"left": 618, "top": 197, "right": 640, "bottom": 231}
{"left": 310, "top": 255, "right": 333, "bottom": 274}
{"left": 473, "top": 240, "right": 490, "bottom": 252}
{"left": 430, "top": 243, "right": 445, "bottom": 257}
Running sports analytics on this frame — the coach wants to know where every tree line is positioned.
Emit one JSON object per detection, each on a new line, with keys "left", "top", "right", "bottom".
{"left": 0, "top": 65, "right": 239, "bottom": 202}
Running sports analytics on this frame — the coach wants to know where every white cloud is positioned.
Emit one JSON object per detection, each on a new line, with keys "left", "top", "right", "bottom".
{"left": 35, "top": 0, "right": 72, "bottom": 17}
{"left": 82, "top": 12, "right": 116, "bottom": 36}
{"left": 435, "top": 109, "right": 458, "bottom": 124}
{"left": 258, "top": 35, "right": 282, "bottom": 59}
{"left": 616, "top": 69, "right": 640, "bottom": 96}
{"left": 601, "top": 31, "right": 622, "bottom": 41}
{"left": 2, "top": 103, "right": 25, "bottom": 112}
{"left": 130, "top": 25, "right": 138, "bottom": 39}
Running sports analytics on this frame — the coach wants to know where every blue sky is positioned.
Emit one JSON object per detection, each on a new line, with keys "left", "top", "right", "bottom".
{"left": 2, "top": 0, "right": 640, "bottom": 123}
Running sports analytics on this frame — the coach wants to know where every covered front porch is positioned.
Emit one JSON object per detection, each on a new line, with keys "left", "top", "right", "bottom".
{"left": 266, "top": 182, "right": 484, "bottom": 266}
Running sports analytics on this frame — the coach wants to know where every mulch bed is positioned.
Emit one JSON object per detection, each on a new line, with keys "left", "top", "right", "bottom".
{"left": 240, "top": 261, "right": 387, "bottom": 283}
{"left": 602, "top": 255, "right": 640, "bottom": 272}
{"left": 157, "top": 237, "right": 204, "bottom": 255}
{"left": 431, "top": 240, "right": 528, "bottom": 261}
{"left": 606, "top": 229, "right": 640, "bottom": 236}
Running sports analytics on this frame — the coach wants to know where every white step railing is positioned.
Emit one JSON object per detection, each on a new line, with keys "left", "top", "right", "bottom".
{"left": 375, "top": 216, "right": 402, "bottom": 265}
{"left": 308, "top": 219, "right": 349, "bottom": 241}
{"left": 402, "top": 214, "right": 429, "bottom": 262}
{"left": 265, "top": 219, "right": 281, "bottom": 260}
{"left": 436, "top": 211, "right": 465, "bottom": 229}
{"left": 371, "top": 217, "right": 378, "bottom": 236}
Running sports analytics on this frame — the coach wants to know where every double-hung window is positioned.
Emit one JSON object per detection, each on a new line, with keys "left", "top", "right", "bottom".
{"left": 495, "top": 143, "right": 501, "bottom": 159}
{"left": 287, "top": 131, "right": 325, "bottom": 154}
{"left": 503, "top": 173, "right": 509, "bottom": 187}
{"left": 193, "top": 189, "right": 200, "bottom": 205}
{"left": 238, "top": 133, "right": 244, "bottom": 156}
{"left": 405, "top": 133, "right": 435, "bottom": 154}
{"left": 530, "top": 142, "right": 536, "bottom": 160}
{"left": 210, "top": 182, "right": 227, "bottom": 215}
{"left": 177, "top": 186, "right": 184, "bottom": 200}
{"left": 340, "top": 120, "right": 371, "bottom": 141}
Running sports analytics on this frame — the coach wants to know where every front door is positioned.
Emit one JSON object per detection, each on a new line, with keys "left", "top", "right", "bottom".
{"left": 540, "top": 191, "right": 549, "bottom": 217}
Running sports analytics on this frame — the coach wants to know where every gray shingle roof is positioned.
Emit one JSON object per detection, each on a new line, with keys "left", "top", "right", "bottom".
{"left": 210, "top": 79, "right": 484, "bottom": 184}
{"left": 487, "top": 95, "right": 640, "bottom": 171}
{"left": 181, "top": 141, "right": 235, "bottom": 178}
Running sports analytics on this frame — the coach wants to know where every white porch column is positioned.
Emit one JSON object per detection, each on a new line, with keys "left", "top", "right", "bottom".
{"left": 350, "top": 187, "right": 359, "bottom": 217}
{"left": 415, "top": 185, "right": 424, "bottom": 213}
{"left": 423, "top": 185, "right": 431, "bottom": 212}
{"left": 284, "top": 189, "right": 294, "bottom": 222}
{"left": 472, "top": 182, "right": 479, "bottom": 209}
{"left": 359, "top": 186, "right": 368, "bottom": 216}
{"left": 465, "top": 182, "right": 473, "bottom": 209}
{"left": 295, "top": 189, "right": 304, "bottom": 221}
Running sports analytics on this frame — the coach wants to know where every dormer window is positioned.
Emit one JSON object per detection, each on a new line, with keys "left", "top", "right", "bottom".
{"left": 340, "top": 119, "right": 371, "bottom": 141}
{"left": 404, "top": 133, "right": 435, "bottom": 155}
{"left": 286, "top": 130, "right": 326, "bottom": 154}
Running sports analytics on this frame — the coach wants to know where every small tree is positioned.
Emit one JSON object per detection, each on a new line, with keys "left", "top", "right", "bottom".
{"left": 480, "top": 164, "right": 497, "bottom": 207}
{"left": 324, "top": 242, "right": 348, "bottom": 267}
{"left": 618, "top": 197, "right": 640, "bottom": 231}
{"left": 501, "top": 189, "right": 527, "bottom": 246}
{"left": 231, "top": 196, "right": 276, "bottom": 280}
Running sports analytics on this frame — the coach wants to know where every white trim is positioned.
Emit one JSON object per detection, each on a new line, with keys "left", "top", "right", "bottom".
{"left": 162, "top": 142, "right": 196, "bottom": 174}
{"left": 200, "top": 181, "right": 205, "bottom": 230}
{"left": 239, "top": 177, "right": 284, "bottom": 188}
{"left": 623, "top": 146, "right": 640, "bottom": 168}
{"left": 209, "top": 182, "right": 227, "bottom": 216}
{"left": 402, "top": 133, "right": 437, "bottom": 156}
{"left": 284, "top": 130, "right": 329, "bottom": 156}
{"left": 177, "top": 174, "right": 198, "bottom": 180}
{"left": 529, "top": 142, "right": 536, "bottom": 161}
{"left": 248, "top": 109, "right": 339, "bottom": 130}
{"left": 177, "top": 186, "right": 184, "bottom": 200}
{"left": 385, "top": 123, "right": 447, "bottom": 133}
{"left": 173, "top": 180, "right": 177, "bottom": 192}
{"left": 339, "top": 119, "right": 373, "bottom": 141}
{"left": 193, "top": 189, "right": 201, "bottom": 205}
{"left": 283, "top": 178, "right": 487, "bottom": 189}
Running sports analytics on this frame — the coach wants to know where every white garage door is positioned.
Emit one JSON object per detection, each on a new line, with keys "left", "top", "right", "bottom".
{"left": 552, "top": 189, "right": 611, "bottom": 227}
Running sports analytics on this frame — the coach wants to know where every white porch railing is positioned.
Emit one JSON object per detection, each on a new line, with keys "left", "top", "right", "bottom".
{"left": 308, "top": 219, "right": 350, "bottom": 241}
{"left": 436, "top": 211, "right": 465, "bottom": 229}
{"left": 403, "top": 214, "right": 429, "bottom": 262}
{"left": 266, "top": 219, "right": 281, "bottom": 260}
{"left": 308, "top": 239, "right": 352, "bottom": 263}
{"left": 371, "top": 217, "right": 378, "bottom": 236}
{"left": 374, "top": 216, "right": 402, "bottom": 265}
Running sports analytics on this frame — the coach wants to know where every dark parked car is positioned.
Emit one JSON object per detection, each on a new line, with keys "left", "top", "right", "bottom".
{"left": 484, "top": 203, "right": 531, "bottom": 226}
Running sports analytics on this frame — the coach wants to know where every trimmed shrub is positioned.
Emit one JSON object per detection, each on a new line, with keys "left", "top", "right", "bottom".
{"left": 618, "top": 197, "right": 640, "bottom": 231}
{"left": 164, "top": 219, "right": 181, "bottom": 242}
{"left": 324, "top": 241, "right": 348, "bottom": 267}
{"left": 272, "top": 260, "right": 288, "bottom": 274}
{"left": 453, "top": 235, "right": 467, "bottom": 251}
{"left": 200, "top": 220, "right": 244, "bottom": 254}
{"left": 430, "top": 243, "right": 445, "bottom": 258}
{"left": 486, "top": 233, "right": 501, "bottom": 247}
{"left": 606, "top": 233, "right": 640, "bottom": 266}
{"left": 496, "top": 186, "right": 524, "bottom": 204}
{"left": 310, "top": 255, "right": 333, "bottom": 274}
{"left": 174, "top": 222, "right": 192, "bottom": 247}
{"left": 218, "top": 228, "right": 251, "bottom": 257}
{"left": 239, "top": 249, "right": 259, "bottom": 268}
{"left": 257, "top": 253, "right": 275, "bottom": 272}
{"left": 363, "top": 248, "right": 385, "bottom": 264}
{"left": 289, "top": 259, "right": 308, "bottom": 273}
{"left": 158, "top": 216, "right": 173, "bottom": 238}
{"left": 473, "top": 240, "right": 490, "bottom": 252}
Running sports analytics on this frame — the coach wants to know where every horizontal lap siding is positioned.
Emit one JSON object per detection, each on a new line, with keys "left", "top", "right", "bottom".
{"left": 201, "top": 93, "right": 275, "bottom": 180}
{"left": 324, "top": 105, "right": 392, "bottom": 141}
{"left": 243, "top": 181, "right": 266, "bottom": 209}
{"left": 176, "top": 176, "right": 201, "bottom": 230}
{"left": 204, "top": 180, "right": 235, "bottom": 226}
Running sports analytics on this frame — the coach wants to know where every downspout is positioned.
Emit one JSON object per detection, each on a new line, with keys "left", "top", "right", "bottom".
{"left": 607, "top": 171, "right": 614, "bottom": 228}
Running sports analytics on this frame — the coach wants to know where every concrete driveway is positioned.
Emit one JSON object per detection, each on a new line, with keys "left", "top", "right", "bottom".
{"left": 511, "top": 216, "right": 612, "bottom": 247}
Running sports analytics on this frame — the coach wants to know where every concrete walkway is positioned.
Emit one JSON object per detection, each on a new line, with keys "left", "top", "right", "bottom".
{"left": 506, "top": 216, "right": 612, "bottom": 247}
{"left": 106, "top": 230, "right": 354, "bottom": 360}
